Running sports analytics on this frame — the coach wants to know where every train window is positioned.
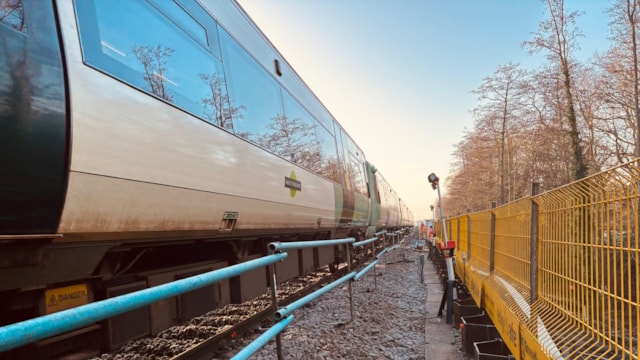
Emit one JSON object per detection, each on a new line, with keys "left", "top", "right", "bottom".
{"left": 218, "top": 27, "right": 284, "bottom": 143}
{"left": 315, "top": 112, "right": 336, "bottom": 136}
{"left": 148, "top": 1, "right": 208, "bottom": 49}
{"left": 373, "top": 174, "right": 381, "bottom": 203}
{"left": 335, "top": 128, "right": 350, "bottom": 187}
{"left": 75, "top": 0, "right": 233, "bottom": 129}
{"left": 173, "top": 0, "right": 222, "bottom": 60}
{"left": 344, "top": 135, "right": 367, "bottom": 195}
{"left": 279, "top": 90, "right": 321, "bottom": 167}
{"left": 348, "top": 154, "right": 367, "bottom": 195}
{"left": 314, "top": 122, "right": 340, "bottom": 183}
{"left": 283, "top": 80, "right": 334, "bottom": 134}
{"left": 382, "top": 178, "right": 392, "bottom": 206}
{"left": 0, "top": 0, "right": 26, "bottom": 33}
{"left": 237, "top": 83, "right": 340, "bottom": 183}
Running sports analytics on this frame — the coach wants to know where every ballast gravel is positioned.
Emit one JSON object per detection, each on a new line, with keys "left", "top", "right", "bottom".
{"left": 216, "top": 242, "right": 469, "bottom": 360}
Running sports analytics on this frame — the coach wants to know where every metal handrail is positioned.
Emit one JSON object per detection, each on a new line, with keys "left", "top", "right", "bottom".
{"left": 354, "top": 259, "right": 379, "bottom": 281}
{"left": 0, "top": 253, "right": 288, "bottom": 352}
{"left": 274, "top": 272, "right": 356, "bottom": 321}
{"left": 230, "top": 315, "right": 294, "bottom": 360}
{"left": 268, "top": 237, "right": 355, "bottom": 252}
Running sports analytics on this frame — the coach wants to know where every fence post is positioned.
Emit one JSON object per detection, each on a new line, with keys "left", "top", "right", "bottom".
{"left": 530, "top": 182, "right": 540, "bottom": 303}
{"left": 269, "top": 259, "right": 283, "bottom": 359}
{"left": 347, "top": 242, "right": 354, "bottom": 322}
{"left": 419, "top": 254, "right": 424, "bottom": 284}
{"left": 466, "top": 214, "right": 471, "bottom": 261}
{"left": 372, "top": 240, "right": 377, "bottom": 290}
{"left": 464, "top": 214, "right": 471, "bottom": 285}
{"left": 489, "top": 201, "right": 496, "bottom": 273}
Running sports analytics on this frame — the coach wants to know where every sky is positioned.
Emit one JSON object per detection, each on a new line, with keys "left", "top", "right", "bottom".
{"left": 236, "top": 0, "right": 611, "bottom": 222}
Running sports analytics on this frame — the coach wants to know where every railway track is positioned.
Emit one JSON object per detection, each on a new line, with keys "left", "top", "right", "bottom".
{"left": 177, "top": 268, "right": 351, "bottom": 360}
{"left": 95, "top": 263, "right": 354, "bottom": 360}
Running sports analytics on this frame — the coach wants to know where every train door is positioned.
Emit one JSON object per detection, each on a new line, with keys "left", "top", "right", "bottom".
{"left": 365, "top": 161, "right": 380, "bottom": 237}
{"left": 335, "top": 127, "right": 355, "bottom": 228}
{"left": 342, "top": 131, "right": 370, "bottom": 228}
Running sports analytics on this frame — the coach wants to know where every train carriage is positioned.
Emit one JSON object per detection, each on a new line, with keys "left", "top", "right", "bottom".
{"left": 0, "top": 1, "right": 412, "bottom": 357}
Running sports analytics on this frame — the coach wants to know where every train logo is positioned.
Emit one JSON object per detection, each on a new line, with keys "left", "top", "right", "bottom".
{"left": 284, "top": 171, "right": 302, "bottom": 198}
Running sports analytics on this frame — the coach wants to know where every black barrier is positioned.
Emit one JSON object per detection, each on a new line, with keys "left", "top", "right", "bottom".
{"left": 473, "top": 338, "right": 515, "bottom": 360}
{"left": 460, "top": 314, "right": 499, "bottom": 357}
{"left": 429, "top": 244, "right": 447, "bottom": 282}
{"left": 419, "top": 254, "right": 424, "bottom": 284}
{"left": 453, "top": 298, "right": 483, "bottom": 329}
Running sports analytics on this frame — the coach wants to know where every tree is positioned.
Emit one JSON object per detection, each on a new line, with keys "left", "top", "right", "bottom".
{"left": 523, "top": 66, "right": 578, "bottom": 187}
{"left": 571, "top": 63, "right": 611, "bottom": 171}
{"left": 607, "top": 0, "right": 640, "bottom": 157}
{"left": 593, "top": 46, "right": 638, "bottom": 164}
{"left": 523, "top": 0, "right": 588, "bottom": 180}
{"left": 471, "top": 63, "right": 528, "bottom": 205}
{"left": 446, "top": 130, "right": 501, "bottom": 213}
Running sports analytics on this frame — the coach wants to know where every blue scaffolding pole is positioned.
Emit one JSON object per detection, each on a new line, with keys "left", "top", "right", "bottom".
{"left": 0, "top": 253, "right": 288, "bottom": 352}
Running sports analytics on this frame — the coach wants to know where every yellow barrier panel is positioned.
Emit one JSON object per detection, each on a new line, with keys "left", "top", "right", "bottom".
{"left": 463, "top": 264, "right": 486, "bottom": 307}
{"left": 483, "top": 276, "right": 522, "bottom": 357}
{"left": 464, "top": 211, "right": 493, "bottom": 305}
{"left": 445, "top": 159, "right": 640, "bottom": 359}
{"left": 520, "top": 322, "right": 549, "bottom": 360}
{"left": 532, "top": 162, "right": 640, "bottom": 359}
{"left": 494, "top": 199, "right": 531, "bottom": 299}
{"left": 455, "top": 215, "right": 469, "bottom": 271}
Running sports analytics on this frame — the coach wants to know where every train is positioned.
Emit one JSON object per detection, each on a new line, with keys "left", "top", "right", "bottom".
{"left": 0, "top": 0, "right": 413, "bottom": 358}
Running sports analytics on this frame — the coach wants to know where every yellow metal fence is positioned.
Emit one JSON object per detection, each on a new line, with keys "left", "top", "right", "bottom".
{"left": 447, "top": 160, "right": 640, "bottom": 359}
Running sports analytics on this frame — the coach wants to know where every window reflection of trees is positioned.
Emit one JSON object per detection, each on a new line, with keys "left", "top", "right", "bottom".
{"left": 131, "top": 44, "right": 175, "bottom": 102}
{"left": 198, "top": 72, "right": 243, "bottom": 131}
{"left": 0, "top": 0, "right": 25, "bottom": 33}
{"left": 348, "top": 155, "right": 366, "bottom": 194}
{"left": 219, "top": 28, "right": 282, "bottom": 142}
{"left": 320, "top": 157, "right": 340, "bottom": 183}
{"left": 253, "top": 113, "right": 341, "bottom": 183}
{"left": 129, "top": 41, "right": 242, "bottom": 131}
{"left": 344, "top": 135, "right": 367, "bottom": 194}
{"left": 314, "top": 124, "right": 340, "bottom": 183}
{"left": 255, "top": 114, "right": 317, "bottom": 166}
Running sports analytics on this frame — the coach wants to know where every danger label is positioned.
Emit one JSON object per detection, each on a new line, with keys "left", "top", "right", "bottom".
{"left": 45, "top": 284, "right": 89, "bottom": 314}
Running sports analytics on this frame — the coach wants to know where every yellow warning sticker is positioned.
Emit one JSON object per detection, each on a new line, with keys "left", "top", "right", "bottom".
{"left": 45, "top": 283, "right": 89, "bottom": 314}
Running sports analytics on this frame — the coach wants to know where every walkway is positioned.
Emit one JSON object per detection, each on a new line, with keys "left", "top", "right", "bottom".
{"left": 421, "top": 247, "right": 466, "bottom": 359}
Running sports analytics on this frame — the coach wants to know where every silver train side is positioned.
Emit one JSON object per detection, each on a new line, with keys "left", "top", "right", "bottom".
{"left": 0, "top": 1, "right": 413, "bottom": 357}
